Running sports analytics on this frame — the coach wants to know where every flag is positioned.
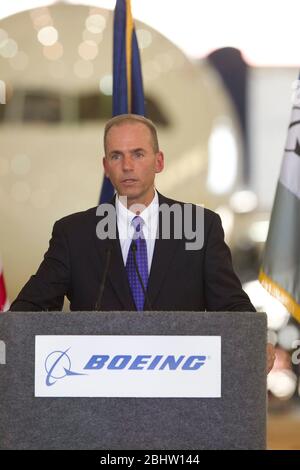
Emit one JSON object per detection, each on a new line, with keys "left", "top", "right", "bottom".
{"left": 99, "top": 0, "right": 145, "bottom": 203}
{"left": 259, "top": 87, "right": 300, "bottom": 322}
{"left": 0, "top": 258, "right": 9, "bottom": 312}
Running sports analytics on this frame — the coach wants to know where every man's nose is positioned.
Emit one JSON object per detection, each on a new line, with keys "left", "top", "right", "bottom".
{"left": 122, "top": 154, "right": 134, "bottom": 171}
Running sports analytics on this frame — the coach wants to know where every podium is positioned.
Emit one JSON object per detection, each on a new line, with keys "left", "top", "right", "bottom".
{"left": 0, "top": 311, "right": 267, "bottom": 449}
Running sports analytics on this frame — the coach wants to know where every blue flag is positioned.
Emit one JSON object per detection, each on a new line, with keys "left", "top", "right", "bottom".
{"left": 99, "top": 0, "right": 145, "bottom": 203}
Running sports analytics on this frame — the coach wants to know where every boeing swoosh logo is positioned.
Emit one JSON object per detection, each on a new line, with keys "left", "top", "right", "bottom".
{"left": 45, "top": 348, "right": 86, "bottom": 386}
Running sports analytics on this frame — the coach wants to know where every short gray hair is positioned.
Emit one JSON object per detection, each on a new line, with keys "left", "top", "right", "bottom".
{"left": 104, "top": 114, "right": 159, "bottom": 154}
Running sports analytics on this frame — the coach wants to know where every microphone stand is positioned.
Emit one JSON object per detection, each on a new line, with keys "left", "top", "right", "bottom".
{"left": 95, "top": 245, "right": 112, "bottom": 311}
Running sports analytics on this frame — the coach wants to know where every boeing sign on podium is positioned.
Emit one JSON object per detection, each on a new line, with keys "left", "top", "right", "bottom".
{"left": 35, "top": 335, "right": 221, "bottom": 397}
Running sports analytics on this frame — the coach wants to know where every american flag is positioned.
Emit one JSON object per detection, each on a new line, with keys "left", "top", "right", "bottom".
{"left": 0, "top": 258, "right": 9, "bottom": 312}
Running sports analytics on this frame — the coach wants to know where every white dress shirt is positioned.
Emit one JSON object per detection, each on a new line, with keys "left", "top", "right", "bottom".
{"left": 116, "top": 190, "right": 159, "bottom": 274}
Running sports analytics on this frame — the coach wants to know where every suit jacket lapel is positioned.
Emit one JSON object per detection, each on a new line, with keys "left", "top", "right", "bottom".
{"left": 147, "top": 193, "right": 181, "bottom": 307}
{"left": 107, "top": 235, "right": 136, "bottom": 309}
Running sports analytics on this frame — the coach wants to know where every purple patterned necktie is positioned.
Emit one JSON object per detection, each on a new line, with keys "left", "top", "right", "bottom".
{"left": 125, "top": 216, "right": 149, "bottom": 311}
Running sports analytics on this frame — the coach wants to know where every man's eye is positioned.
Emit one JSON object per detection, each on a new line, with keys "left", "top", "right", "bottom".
{"left": 134, "top": 152, "right": 143, "bottom": 158}
{"left": 111, "top": 154, "right": 121, "bottom": 160}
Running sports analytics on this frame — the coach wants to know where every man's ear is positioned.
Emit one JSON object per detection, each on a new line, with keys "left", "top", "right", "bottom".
{"left": 155, "top": 151, "right": 164, "bottom": 174}
{"left": 102, "top": 156, "right": 109, "bottom": 178}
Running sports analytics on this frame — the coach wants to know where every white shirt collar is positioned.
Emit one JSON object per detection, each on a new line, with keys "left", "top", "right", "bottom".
{"left": 116, "top": 189, "right": 159, "bottom": 239}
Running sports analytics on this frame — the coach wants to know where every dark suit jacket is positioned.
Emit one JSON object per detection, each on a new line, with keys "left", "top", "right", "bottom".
{"left": 10, "top": 193, "right": 255, "bottom": 312}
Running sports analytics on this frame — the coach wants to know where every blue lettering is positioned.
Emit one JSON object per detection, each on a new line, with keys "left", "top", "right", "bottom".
{"left": 84, "top": 355, "right": 109, "bottom": 370}
{"left": 129, "top": 355, "right": 152, "bottom": 370}
{"left": 107, "top": 355, "right": 132, "bottom": 369}
{"left": 182, "top": 356, "right": 206, "bottom": 370}
{"left": 147, "top": 355, "right": 163, "bottom": 370}
{"left": 83, "top": 354, "right": 206, "bottom": 371}
{"left": 159, "top": 355, "right": 185, "bottom": 370}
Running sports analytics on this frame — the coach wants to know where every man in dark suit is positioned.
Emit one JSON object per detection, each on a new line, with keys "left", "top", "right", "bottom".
{"left": 10, "top": 114, "right": 275, "bottom": 371}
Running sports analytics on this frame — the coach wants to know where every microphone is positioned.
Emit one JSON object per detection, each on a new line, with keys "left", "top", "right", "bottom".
{"left": 95, "top": 244, "right": 112, "bottom": 311}
{"left": 131, "top": 241, "right": 152, "bottom": 311}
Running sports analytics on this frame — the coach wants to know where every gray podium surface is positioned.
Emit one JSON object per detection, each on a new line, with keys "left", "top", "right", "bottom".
{"left": 0, "top": 311, "right": 267, "bottom": 450}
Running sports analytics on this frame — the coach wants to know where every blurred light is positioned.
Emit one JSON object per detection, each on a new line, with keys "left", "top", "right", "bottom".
{"left": 2, "top": 1, "right": 300, "bottom": 66}
{"left": 43, "top": 42, "right": 63, "bottom": 61}
{"left": 82, "top": 29, "right": 103, "bottom": 44}
{"left": 243, "top": 280, "right": 290, "bottom": 330}
{"left": 99, "top": 74, "right": 112, "bottom": 95}
{"left": 10, "top": 182, "right": 31, "bottom": 203}
{"left": 73, "top": 59, "right": 94, "bottom": 79}
{"left": 207, "top": 121, "right": 237, "bottom": 195}
{"left": 267, "top": 329, "right": 278, "bottom": 346}
{"left": 278, "top": 324, "right": 299, "bottom": 350}
{"left": 37, "top": 26, "right": 58, "bottom": 46}
{"left": 230, "top": 190, "right": 257, "bottom": 213}
{"left": 85, "top": 14, "right": 106, "bottom": 34}
{"left": 263, "top": 296, "right": 290, "bottom": 331}
{"left": 243, "top": 281, "right": 265, "bottom": 306}
{"left": 78, "top": 40, "right": 98, "bottom": 60}
{"left": 9, "top": 51, "right": 29, "bottom": 70}
{"left": 249, "top": 220, "right": 269, "bottom": 243}
{"left": 136, "top": 29, "right": 152, "bottom": 49}
{"left": 267, "top": 369, "right": 297, "bottom": 399}
{"left": 0, "top": 38, "right": 18, "bottom": 58}
{"left": 215, "top": 206, "right": 234, "bottom": 241}
{"left": 11, "top": 154, "right": 31, "bottom": 176}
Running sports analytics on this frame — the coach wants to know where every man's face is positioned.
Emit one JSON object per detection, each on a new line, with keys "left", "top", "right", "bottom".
{"left": 103, "top": 122, "right": 164, "bottom": 207}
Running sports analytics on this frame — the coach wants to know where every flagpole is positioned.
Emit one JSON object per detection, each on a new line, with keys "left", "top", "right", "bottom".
{"left": 99, "top": 0, "right": 145, "bottom": 204}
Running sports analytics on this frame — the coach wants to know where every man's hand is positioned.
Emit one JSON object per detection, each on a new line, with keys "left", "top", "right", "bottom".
{"left": 267, "top": 342, "right": 276, "bottom": 374}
